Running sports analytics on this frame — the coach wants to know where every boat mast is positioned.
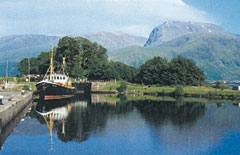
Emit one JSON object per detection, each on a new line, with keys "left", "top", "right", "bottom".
{"left": 43, "top": 113, "right": 54, "bottom": 151}
{"left": 62, "top": 57, "right": 66, "bottom": 74}
{"left": 5, "top": 56, "right": 8, "bottom": 85}
{"left": 28, "top": 57, "right": 30, "bottom": 82}
{"left": 50, "top": 47, "right": 54, "bottom": 81}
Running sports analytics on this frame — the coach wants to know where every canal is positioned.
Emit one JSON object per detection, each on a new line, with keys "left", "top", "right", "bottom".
{"left": 1, "top": 94, "right": 240, "bottom": 154}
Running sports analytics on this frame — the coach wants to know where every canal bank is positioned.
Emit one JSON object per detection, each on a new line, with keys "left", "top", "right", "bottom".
{"left": 0, "top": 91, "right": 33, "bottom": 130}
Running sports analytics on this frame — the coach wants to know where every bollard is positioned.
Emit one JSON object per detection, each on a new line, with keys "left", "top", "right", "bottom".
{"left": 0, "top": 95, "right": 3, "bottom": 105}
{"left": 21, "top": 90, "right": 25, "bottom": 95}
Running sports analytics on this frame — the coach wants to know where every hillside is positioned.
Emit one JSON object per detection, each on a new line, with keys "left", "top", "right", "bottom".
{"left": 0, "top": 35, "right": 60, "bottom": 62}
{"left": 109, "top": 34, "right": 240, "bottom": 80}
{"left": 84, "top": 32, "right": 147, "bottom": 52}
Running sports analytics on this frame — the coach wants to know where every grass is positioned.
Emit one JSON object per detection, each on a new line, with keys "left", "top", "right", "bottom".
{"left": 96, "top": 81, "right": 240, "bottom": 96}
{"left": 0, "top": 76, "right": 37, "bottom": 92}
{"left": 96, "top": 82, "right": 174, "bottom": 93}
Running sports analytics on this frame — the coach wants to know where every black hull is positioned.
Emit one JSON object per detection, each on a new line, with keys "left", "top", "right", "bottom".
{"left": 36, "top": 82, "right": 76, "bottom": 100}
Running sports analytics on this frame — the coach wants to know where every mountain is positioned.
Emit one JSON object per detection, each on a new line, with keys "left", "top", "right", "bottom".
{"left": 0, "top": 32, "right": 146, "bottom": 63}
{"left": 109, "top": 33, "right": 240, "bottom": 80}
{"left": 84, "top": 32, "right": 147, "bottom": 52}
{"left": 144, "top": 21, "right": 236, "bottom": 46}
{"left": 0, "top": 34, "right": 60, "bottom": 62}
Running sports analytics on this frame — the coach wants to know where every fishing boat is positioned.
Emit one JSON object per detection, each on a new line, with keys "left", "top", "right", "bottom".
{"left": 36, "top": 48, "right": 76, "bottom": 100}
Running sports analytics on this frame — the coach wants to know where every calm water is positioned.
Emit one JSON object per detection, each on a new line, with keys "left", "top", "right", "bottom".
{"left": 1, "top": 95, "right": 240, "bottom": 154}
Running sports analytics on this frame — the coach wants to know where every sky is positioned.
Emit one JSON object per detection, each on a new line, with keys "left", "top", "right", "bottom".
{"left": 0, "top": 0, "right": 239, "bottom": 37}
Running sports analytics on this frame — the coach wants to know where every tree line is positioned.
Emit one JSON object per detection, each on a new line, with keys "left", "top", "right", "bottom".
{"left": 18, "top": 36, "right": 205, "bottom": 86}
{"left": 18, "top": 36, "right": 136, "bottom": 82}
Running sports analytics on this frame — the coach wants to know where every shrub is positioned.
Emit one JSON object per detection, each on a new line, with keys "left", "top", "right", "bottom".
{"left": 117, "top": 81, "right": 128, "bottom": 93}
{"left": 174, "top": 85, "right": 184, "bottom": 96}
{"left": 215, "top": 81, "right": 228, "bottom": 89}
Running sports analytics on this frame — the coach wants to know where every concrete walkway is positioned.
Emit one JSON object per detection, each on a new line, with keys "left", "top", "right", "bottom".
{"left": 0, "top": 91, "right": 33, "bottom": 128}
{"left": 0, "top": 92, "right": 22, "bottom": 111}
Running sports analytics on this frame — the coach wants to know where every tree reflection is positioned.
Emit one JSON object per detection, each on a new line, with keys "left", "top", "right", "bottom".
{"left": 57, "top": 101, "right": 109, "bottom": 143}
{"left": 134, "top": 97, "right": 206, "bottom": 127}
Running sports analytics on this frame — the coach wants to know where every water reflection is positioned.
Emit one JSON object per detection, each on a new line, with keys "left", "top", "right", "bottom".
{"left": 3, "top": 94, "right": 240, "bottom": 154}
{"left": 134, "top": 97, "right": 206, "bottom": 127}
{"left": 33, "top": 95, "right": 208, "bottom": 148}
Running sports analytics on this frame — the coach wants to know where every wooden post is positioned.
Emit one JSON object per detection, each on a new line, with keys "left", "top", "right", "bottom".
{"left": 28, "top": 57, "right": 30, "bottom": 82}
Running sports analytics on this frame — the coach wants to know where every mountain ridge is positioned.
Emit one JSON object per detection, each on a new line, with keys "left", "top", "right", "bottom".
{"left": 144, "top": 21, "right": 236, "bottom": 47}
{"left": 0, "top": 34, "right": 60, "bottom": 62}
{"left": 84, "top": 32, "right": 147, "bottom": 52}
{"left": 0, "top": 32, "right": 147, "bottom": 63}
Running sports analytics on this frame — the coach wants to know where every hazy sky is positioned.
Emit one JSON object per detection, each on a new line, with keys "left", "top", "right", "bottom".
{"left": 0, "top": 0, "right": 239, "bottom": 37}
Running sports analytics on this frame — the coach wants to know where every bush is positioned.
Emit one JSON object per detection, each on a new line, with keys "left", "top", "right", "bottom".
{"left": 215, "top": 81, "right": 228, "bottom": 89}
{"left": 117, "top": 81, "right": 128, "bottom": 93}
{"left": 174, "top": 85, "right": 184, "bottom": 96}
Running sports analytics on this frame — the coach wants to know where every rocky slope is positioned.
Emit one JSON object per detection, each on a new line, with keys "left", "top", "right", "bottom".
{"left": 144, "top": 21, "right": 236, "bottom": 46}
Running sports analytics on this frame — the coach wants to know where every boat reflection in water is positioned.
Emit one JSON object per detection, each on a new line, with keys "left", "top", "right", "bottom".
{"left": 35, "top": 96, "right": 88, "bottom": 150}
{"left": 33, "top": 95, "right": 132, "bottom": 149}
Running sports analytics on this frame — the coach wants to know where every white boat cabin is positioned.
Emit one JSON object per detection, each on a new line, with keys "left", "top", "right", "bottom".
{"left": 43, "top": 74, "right": 68, "bottom": 83}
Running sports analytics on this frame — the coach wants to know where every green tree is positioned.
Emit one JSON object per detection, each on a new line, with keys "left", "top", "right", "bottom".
{"left": 168, "top": 56, "right": 205, "bottom": 86}
{"left": 86, "top": 59, "right": 119, "bottom": 81}
{"left": 110, "top": 61, "right": 137, "bottom": 82}
{"left": 136, "top": 56, "right": 169, "bottom": 85}
{"left": 17, "top": 57, "right": 39, "bottom": 75}
{"left": 37, "top": 51, "right": 50, "bottom": 76}
{"left": 71, "top": 54, "right": 85, "bottom": 78}
{"left": 18, "top": 58, "right": 28, "bottom": 75}
{"left": 55, "top": 36, "right": 108, "bottom": 77}
{"left": 55, "top": 36, "right": 80, "bottom": 73}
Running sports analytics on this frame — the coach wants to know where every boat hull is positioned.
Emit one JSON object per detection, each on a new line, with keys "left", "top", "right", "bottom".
{"left": 36, "top": 82, "right": 76, "bottom": 100}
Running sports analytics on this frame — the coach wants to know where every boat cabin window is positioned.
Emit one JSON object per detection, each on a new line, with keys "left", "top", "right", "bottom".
{"left": 57, "top": 76, "right": 59, "bottom": 80}
{"left": 60, "top": 76, "right": 62, "bottom": 80}
{"left": 63, "top": 77, "right": 65, "bottom": 80}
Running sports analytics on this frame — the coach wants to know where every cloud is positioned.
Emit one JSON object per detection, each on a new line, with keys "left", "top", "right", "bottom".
{"left": 0, "top": 0, "right": 214, "bottom": 37}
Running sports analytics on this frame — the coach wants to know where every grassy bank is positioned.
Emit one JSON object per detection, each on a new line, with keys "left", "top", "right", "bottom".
{"left": 95, "top": 81, "right": 240, "bottom": 98}
{"left": 0, "top": 77, "right": 36, "bottom": 92}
